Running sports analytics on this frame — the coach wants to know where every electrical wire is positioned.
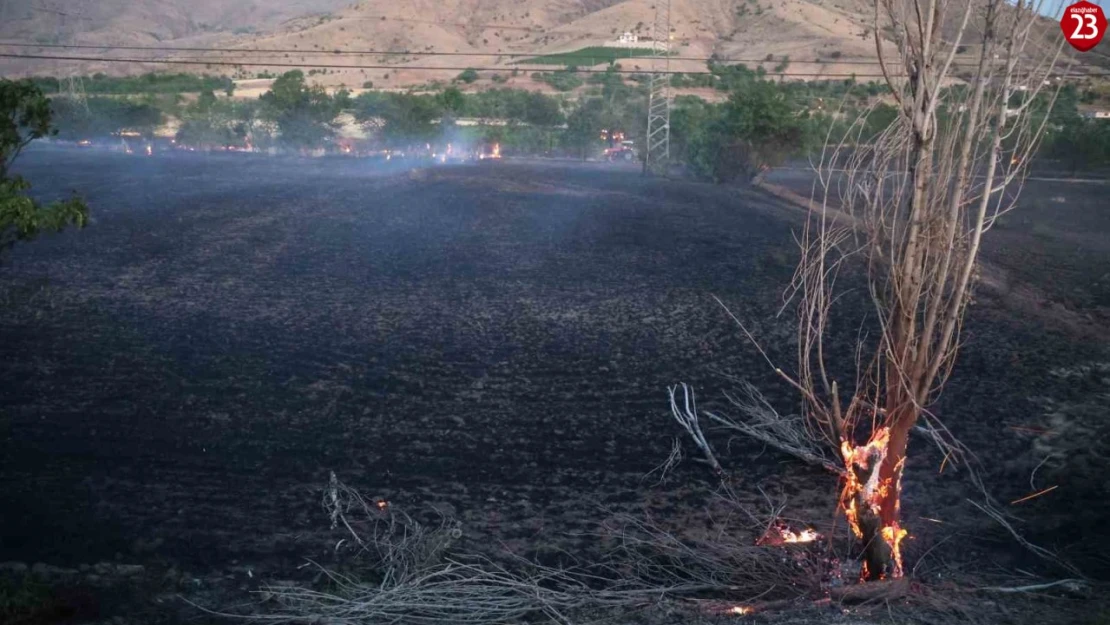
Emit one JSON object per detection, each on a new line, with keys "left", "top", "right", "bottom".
{"left": 2, "top": 51, "right": 1096, "bottom": 80}
{"left": 0, "top": 40, "right": 1052, "bottom": 68}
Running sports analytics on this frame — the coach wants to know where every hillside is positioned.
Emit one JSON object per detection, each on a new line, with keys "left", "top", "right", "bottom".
{"left": 1, "top": 0, "right": 1102, "bottom": 89}
{"left": 0, "top": 0, "right": 352, "bottom": 46}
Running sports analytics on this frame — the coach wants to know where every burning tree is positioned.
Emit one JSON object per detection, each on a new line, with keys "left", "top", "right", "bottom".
{"left": 805, "top": 0, "right": 1067, "bottom": 580}
{"left": 674, "top": 0, "right": 1067, "bottom": 583}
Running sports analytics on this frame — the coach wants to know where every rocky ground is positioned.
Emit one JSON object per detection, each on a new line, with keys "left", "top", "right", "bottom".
{"left": 1, "top": 152, "right": 1107, "bottom": 624}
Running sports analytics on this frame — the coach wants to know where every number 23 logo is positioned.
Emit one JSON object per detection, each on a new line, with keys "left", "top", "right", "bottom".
{"left": 1071, "top": 13, "right": 1099, "bottom": 39}
{"left": 1061, "top": 1, "right": 1106, "bottom": 52}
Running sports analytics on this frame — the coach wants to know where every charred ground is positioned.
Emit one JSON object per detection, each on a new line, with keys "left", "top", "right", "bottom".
{"left": 1, "top": 151, "right": 1107, "bottom": 623}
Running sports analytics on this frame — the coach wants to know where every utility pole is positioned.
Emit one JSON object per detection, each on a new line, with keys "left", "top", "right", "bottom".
{"left": 643, "top": 0, "right": 671, "bottom": 176}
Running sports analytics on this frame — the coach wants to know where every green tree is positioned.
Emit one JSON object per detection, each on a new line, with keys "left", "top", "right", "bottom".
{"left": 457, "top": 68, "right": 479, "bottom": 84}
{"left": 1047, "top": 116, "right": 1110, "bottom": 174}
{"left": 687, "top": 80, "right": 805, "bottom": 183}
{"left": 51, "top": 97, "right": 163, "bottom": 141}
{"left": 669, "top": 95, "right": 716, "bottom": 168}
{"left": 563, "top": 98, "right": 605, "bottom": 159}
{"left": 176, "top": 90, "right": 237, "bottom": 148}
{"left": 1, "top": 80, "right": 88, "bottom": 260}
{"left": 523, "top": 92, "right": 564, "bottom": 127}
{"left": 437, "top": 86, "right": 465, "bottom": 131}
{"left": 260, "top": 71, "right": 341, "bottom": 149}
{"left": 353, "top": 91, "right": 441, "bottom": 147}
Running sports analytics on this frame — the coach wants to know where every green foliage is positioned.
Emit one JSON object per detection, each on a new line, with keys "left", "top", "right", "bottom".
{"left": 563, "top": 97, "right": 605, "bottom": 158}
{"left": 670, "top": 72, "right": 717, "bottom": 89}
{"left": 532, "top": 70, "right": 583, "bottom": 92}
{"left": 669, "top": 95, "right": 715, "bottom": 166}
{"left": 1046, "top": 116, "right": 1110, "bottom": 173}
{"left": 350, "top": 87, "right": 567, "bottom": 148}
{"left": 0, "top": 80, "right": 89, "bottom": 261}
{"left": 863, "top": 103, "right": 899, "bottom": 138}
{"left": 175, "top": 90, "right": 265, "bottom": 148}
{"left": 51, "top": 97, "right": 163, "bottom": 140}
{"left": 685, "top": 79, "right": 806, "bottom": 182}
{"left": 353, "top": 91, "right": 441, "bottom": 146}
{"left": 438, "top": 87, "right": 466, "bottom": 117}
{"left": 518, "top": 47, "right": 655, "bottom": 66}
{"left": 708, "top": 62, "right": 767, "bottom": 91}
{"left": 259, "top": 71, "right": 342, "bottom": 148}
{"left": 457, "top": 68, "right": 480, "bottom": 84}
{"left": 30, "top": 72, "right": 233, "bottom": 95}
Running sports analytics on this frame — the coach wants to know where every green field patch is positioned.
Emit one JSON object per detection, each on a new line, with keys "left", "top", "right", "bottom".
{"left": 517, "top": 47, "right": 658, "bottom": 66}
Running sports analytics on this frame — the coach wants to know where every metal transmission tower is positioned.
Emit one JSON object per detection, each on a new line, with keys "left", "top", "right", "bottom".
{"left": 643, "top": 0, "right": 671, "bottom": 176}
{"left": 36, "top": 2, "right": 89, "bottom": 111}
{"left": 63, "top": 5, "right": 89, "bottom": 113}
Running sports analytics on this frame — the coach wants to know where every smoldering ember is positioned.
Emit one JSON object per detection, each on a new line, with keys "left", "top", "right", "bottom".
{"left": 1, "top": 1, "right": 1108, "bottom": 624}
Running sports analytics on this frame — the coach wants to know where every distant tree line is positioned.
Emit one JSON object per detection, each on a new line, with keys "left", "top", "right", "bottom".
{"left": 31, "top": 66, "right": 1110, "bottom": 178}
{"left": 29, "top": 72, "right": 234, "bottom": 96}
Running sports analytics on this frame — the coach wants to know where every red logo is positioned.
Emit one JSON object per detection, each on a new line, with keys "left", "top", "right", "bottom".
{"left": 1061, "top": 1, "right": 1106, "bottom": 52}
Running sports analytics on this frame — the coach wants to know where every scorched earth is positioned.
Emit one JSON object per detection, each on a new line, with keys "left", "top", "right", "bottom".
{"left": 1, "top": 150, "right": 1107, "bottom": 623}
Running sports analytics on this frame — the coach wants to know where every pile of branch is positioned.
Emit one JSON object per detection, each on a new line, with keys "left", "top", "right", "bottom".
{"left": 669, "top": 382, "right": 842, "bottom": 476}
{"left": 220, "top": 474, "right": 823, "bottom": 625}
{"left": 600, "top": 512, "right": 826, "bottom": 601}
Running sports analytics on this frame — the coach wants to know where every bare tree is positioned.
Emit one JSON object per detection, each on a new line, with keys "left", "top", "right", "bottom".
{"left": 699, "top": 0, "right": 1069, "bottom": 582}
{"left": 799, "top": 0, "right": 1066, "bottom": 580}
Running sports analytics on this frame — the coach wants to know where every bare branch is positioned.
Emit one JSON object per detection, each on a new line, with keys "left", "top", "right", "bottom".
{"left": 668, "top": 384, "right": 724, "bottom": 476}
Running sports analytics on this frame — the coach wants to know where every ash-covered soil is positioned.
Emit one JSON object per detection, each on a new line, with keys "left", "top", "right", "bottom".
{"left": 1, "top": 151, "right": 1107, "bottom": 624}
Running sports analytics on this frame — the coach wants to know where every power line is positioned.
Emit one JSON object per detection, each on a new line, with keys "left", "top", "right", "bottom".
{"left": 0, "top": 51, "right": 905, "bottom": 77}
{"left": 0, "top": 40, "right": 1051, "bottom": 68}
{"left": 0, "top": 40, "right": 687, "bottom": 60}
{"left": 328, "top": 16, "right": 539, "bottom": 31}
{"left": 0, "top": 52, "right": 1096, "bottom": 80}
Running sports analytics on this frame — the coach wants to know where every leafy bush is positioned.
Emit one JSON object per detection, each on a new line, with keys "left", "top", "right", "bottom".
{"left": 457, "top": 68, "right": 479, "bottom": 84}
{"left": 533, "top": 71, "right": 583, "bottom": 92}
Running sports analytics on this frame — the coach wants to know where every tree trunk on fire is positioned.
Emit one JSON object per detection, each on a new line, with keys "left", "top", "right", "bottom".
{"left": 853, "top": 407, "right": 913, "bottom": 580}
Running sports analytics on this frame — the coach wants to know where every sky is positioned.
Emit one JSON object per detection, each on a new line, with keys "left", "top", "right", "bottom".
{"left": 1040, "top": 0, "right": 1105, "bottom": 18}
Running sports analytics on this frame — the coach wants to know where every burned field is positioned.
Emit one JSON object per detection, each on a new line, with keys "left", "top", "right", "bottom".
{"left": 1, "top": 151, "right": 1108, "bottom": 623}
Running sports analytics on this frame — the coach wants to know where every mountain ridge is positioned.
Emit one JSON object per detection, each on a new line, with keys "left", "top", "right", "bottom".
{"left": 1, "top": 0, "right": 1099, "bottom": 89}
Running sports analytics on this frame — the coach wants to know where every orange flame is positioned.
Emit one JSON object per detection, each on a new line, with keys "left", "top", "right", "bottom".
{"left": 758, "top": 524, "right": 821, "bottom": 546}
{"left": 782, "top": 528, "right": 820, "bottom": 543}
{"left": 840, "top": 426, "right": 909, "bottom": 579}
{"left": 881, "top": 523, "right": 908, "bottom": 576}
{"left": 728, "top": 606, "right": 753, "bottom": 616}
